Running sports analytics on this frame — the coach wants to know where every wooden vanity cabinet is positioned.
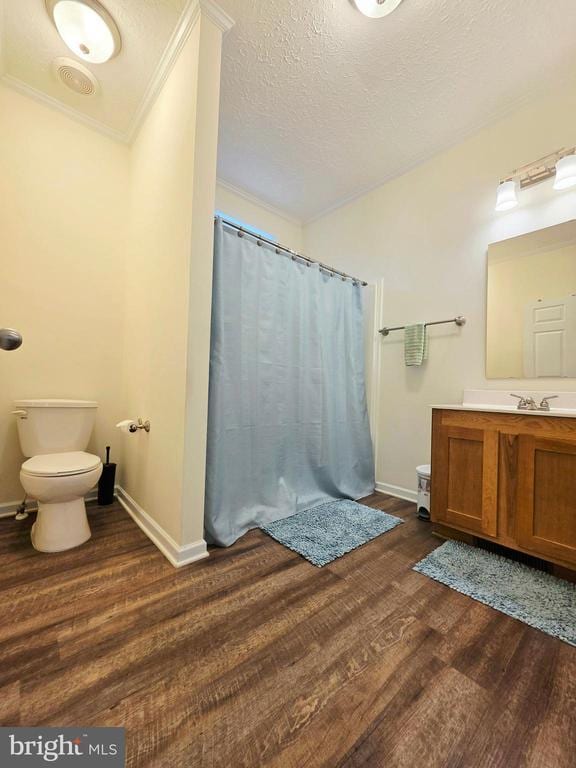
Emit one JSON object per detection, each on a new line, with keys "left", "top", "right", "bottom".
{"left": 431, "top": 408, "right": 576, "bottom": 571}
{"left": 432, "top": 424, "right": 498, "bottom": 537}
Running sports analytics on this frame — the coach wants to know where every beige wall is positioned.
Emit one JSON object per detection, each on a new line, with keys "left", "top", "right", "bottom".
{"left": 304, "top": 75, "right": 576, "bottom": 496}
{"left": 216, "top": 182, "right": 303, "bottom": 250}
{"left": 180, "top": 17, "right": 225, "bottom": 545}
{"left": 122, "top": 14, "right": 224, "bottom": 547}
{"left": 487, "top": 243, "right": 576, "bottom": 378}
{"left": 0, "top": 11, "right": 225, "bottom": 559}
{"left": 0, "top": 84, "right": 129, "bottom": 505}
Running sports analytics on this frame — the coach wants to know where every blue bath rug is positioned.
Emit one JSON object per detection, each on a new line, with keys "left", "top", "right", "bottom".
{"left": 414, "top": 540, "right": 576, "bottom": 647}
{"left": 260, "top": 500, "right": 404, "bottom": 567}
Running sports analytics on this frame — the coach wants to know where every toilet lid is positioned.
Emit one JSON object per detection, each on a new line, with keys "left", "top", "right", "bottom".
{"left": 21, "top": 451, "right": 102, "bottom": 477}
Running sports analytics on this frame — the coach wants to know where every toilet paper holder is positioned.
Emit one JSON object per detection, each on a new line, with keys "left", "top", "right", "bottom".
{"left": 116, "top": 418, "right": 151, "bottom": 433}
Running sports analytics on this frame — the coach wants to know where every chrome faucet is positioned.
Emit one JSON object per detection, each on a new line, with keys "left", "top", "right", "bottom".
{"left": 510, "top": 394, "right": 558, "bottom": 411}
{"left": 510, "top": 394, "right": 538, "bottom": 410}
{"left": 538, "top": 395, "right": 558, "bottom": 411}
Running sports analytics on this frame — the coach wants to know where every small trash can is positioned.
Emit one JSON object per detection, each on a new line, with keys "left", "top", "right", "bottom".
{"left": 416, "top": 464, "right": 431, "bottom": 520}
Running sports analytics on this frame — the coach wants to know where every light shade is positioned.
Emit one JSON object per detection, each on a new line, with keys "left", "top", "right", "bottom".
{"left": 352, "top": 0, "right": 405, "bottom": 19}
{"left": 495, "top": 180, "right": 519, "bottom": 212}
{"left": 554, "top": 154, "right": 576, "bottom": 191}
{"left": 46, "top": 0, "right": 121, "bottom": 64}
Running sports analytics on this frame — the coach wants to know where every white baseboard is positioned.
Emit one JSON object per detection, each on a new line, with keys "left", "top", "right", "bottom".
{"left": 0, "top": 490, "right": 100, "bottom": 519}
{"left": 375, "top": 481, "right": 417, "bottom": 504}
{"left": 0, "top": 499, "right": 33, "bottom": 518}
{"left": 1, "top": 487, "right": 208, "bottom": 568}
{"left": 115, "top": 486, "right": 208, "bottom": 568}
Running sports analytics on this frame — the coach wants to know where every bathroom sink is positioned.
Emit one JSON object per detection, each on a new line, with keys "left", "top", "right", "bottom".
{"left": 456, "top": 403, "right": 576, "bottom": 416}
{"left": 432, "top": 389, "right": 576, "bottom": 417}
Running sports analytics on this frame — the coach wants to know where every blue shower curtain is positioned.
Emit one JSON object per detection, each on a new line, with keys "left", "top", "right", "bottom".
{"left": 204, "top": 219, "right": 375, "bottom": 546}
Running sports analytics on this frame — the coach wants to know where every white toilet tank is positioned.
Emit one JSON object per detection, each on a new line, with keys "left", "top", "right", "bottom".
{"left": 13, "top": 399, "right": 98, "bottom": 457}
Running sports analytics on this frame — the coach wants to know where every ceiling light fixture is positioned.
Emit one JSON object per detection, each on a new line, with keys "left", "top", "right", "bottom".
{"left": 46, "top": 0, "right": 121, "bottom": 64}
{"left": 352, "top": 0, "right": 405, "bottom": 19}
{"left": 553, "top": 154, "right": 576, "bottom": 191}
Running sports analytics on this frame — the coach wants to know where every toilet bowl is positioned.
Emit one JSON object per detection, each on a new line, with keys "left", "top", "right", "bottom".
{"left": 20, "top": 452, "right": 102, "bottom": 552}
{"left": 13, "top": 399, "right": 102, "bottom": 553}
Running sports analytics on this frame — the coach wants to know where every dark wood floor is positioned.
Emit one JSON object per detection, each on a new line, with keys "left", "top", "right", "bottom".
{"left": 1, "top": 493, "right": 575, "bottom": 767}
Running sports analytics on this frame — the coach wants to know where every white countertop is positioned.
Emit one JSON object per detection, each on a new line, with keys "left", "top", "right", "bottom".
{"left": 431, "top": 389, "right": 576, "bottom": 418}
{"left": 431, "top": 403, "right": 576, "bottom": 418}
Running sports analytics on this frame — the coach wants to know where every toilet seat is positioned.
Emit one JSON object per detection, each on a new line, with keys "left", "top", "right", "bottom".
{"left": 21, "top": 451, "right": 102, "bottom": 478}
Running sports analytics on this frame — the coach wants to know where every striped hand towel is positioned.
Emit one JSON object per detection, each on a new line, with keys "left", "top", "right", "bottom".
{"left": 404, "top": 323, "right": 428, "bottom": 366}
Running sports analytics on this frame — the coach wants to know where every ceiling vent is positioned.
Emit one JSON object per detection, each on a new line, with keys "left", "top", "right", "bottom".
{"left": 51, "top": 57, "right": 99, "bottom": 96}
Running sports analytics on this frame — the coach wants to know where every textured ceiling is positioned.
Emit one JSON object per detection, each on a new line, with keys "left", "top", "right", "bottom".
{"left": 0, "top": 0, "right": 189, "bottom": 140}
{"left": 216, "top": 0, "right": 576, "bottom": 221}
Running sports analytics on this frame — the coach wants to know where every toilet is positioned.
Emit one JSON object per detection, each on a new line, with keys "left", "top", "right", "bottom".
{"left": 13, "top": 399, "right": 103, "bottom": 552}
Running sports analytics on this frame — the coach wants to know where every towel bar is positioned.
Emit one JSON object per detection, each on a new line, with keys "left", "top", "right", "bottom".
{"left": 379, "top": 316, "right": 466, "bottom": 336}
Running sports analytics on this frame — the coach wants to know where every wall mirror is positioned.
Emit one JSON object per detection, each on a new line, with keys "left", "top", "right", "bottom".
{"left": 487, "top": 220, "right": 576, "bottom": 378}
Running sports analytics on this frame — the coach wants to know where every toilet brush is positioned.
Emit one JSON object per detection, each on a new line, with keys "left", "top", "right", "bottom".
{"left": 98, "top": 446, "right": 116, "bottom": 506}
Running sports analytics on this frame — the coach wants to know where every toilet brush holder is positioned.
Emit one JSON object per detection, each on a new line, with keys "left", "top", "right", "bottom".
{"left": 98, "top": 446, "right": 116, "bottom": 506}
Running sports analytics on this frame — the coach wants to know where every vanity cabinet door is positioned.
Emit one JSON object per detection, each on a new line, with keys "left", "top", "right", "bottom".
{"left": 433, "top": 425, "right": 498, "bottom": 537}
{"left": 517, "top": 435, "right": 576, "bottom": 566}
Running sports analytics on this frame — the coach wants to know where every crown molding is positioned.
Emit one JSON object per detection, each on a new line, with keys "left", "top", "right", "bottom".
{"left": 199, "top": 0, "right": 235, "bottom": 33}
{"left": 216, "top": 178, "right": 303, "bottom": 227}
{"left": 1, "top": 73, "right": 128, "bottom": 142}
{"left": 126, "top": 0, "right": 233, "bottom": 142}
{"left": 0, "top": 0, "right": 234, "bottom": 146}
{"left": 125, "top": 0, "right": 201, "bottom": 142}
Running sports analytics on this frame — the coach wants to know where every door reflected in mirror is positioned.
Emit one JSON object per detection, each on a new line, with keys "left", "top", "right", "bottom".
{"left": 487, "top": 220, "right": 576, "bottom": 378}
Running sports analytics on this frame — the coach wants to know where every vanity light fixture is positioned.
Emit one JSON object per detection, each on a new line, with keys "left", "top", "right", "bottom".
{"left": 495, "top": 147, "right": 576, "bottom": 212}
{"left": 46, "top": 0, "right": 121, "bottom": 64}
{"left": 495, "top": 180, "right": 519, "bottom": 212}
{"left": 553, "top": 153, "right": 576, "bottom": 191}
{"left": 352, "top": 0, "right": 405, "bottom": 19}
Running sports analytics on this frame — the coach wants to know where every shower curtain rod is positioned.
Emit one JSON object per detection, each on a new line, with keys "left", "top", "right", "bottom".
{"left": 216, "top": 216, "right": 368, "bottom": 286}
